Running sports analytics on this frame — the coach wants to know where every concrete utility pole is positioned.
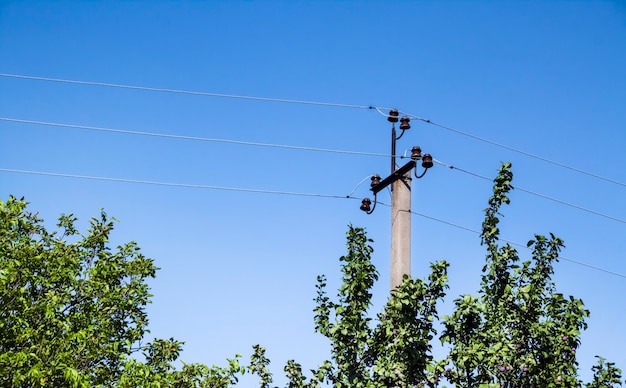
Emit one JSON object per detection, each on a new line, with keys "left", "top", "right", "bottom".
{"left": 360, "top": 109, "right": 434, "bottom": 291}
{"left": 390, "top": 171, "right": 412, "bottom": 289}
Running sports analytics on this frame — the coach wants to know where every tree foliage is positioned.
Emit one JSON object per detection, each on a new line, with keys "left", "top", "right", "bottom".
{"left": 0, "top": 196, "right": 244, "bottom": 387}
{"left": 273, "top": 162, "right": 622, "bottom": 387}
{"left": 440, "top": 162, "right": 609, "bottom": 387}
{"left": 311, "top": 226, "right": 449, "bottom": 387}
{"left": 1, "top": 162, "right": 622, "bottom": 387}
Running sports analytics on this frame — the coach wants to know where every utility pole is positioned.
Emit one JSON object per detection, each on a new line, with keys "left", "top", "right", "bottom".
{"left": 360, "top": 109, "right": 434, "bottom": 291}
{"left": 390, "top": 170, "right": 412, "bottom": 289}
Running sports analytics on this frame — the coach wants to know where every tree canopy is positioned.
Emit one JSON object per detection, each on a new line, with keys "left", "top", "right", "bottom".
{"left": 248, "top": 163, "right": 623, "bottom": 388}
{"left": 0, "top": 196, "right": 244, "bottom": 387}
{"left": 0, "top": 163, "right": 622, "bottom": 387}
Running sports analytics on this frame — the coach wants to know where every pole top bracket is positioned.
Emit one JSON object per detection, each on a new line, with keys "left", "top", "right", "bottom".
{"left": 370, "top": 160, "right": 416, "bottom": 195}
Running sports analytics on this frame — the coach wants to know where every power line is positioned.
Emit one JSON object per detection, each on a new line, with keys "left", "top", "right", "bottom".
{"left": 416, "top": 210, "right": 626, "bottom": 279}
{"left": 2, "top": 166, "right": 623, "bottom": 279}
{"left": 399, "top": 112, "right": 626, "bottom": 188}
{"left": 0, "top": 73, "right": 385, "bottom": 110}
{"left": 433, "top": 159, "right": 626, "bottom": 224}
{"left": 4, "top": 116, "right": 622, "bottom": 225}
{"left": 376, "top": 202, "right": 626, "bottom": 279}
{"left": 0, "top": 117, "right": 391, "bottom": 158}
{"left": 3, "top": 72, "right": 624, "bottom": 188}
{"left": 0, "top": 168, "right": 352, "bottom": 199}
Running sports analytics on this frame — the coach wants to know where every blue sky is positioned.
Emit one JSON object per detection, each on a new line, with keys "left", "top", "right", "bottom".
{"left": 1, "top": 1, "right": 625, "bottom": 385}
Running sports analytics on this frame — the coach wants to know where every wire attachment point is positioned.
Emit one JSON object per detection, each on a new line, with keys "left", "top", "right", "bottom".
{"left": 360, "top": 193, "right": 378, "bottom": 214}
{"left": 414, "top": 153, "right": 434, "bottom": 179}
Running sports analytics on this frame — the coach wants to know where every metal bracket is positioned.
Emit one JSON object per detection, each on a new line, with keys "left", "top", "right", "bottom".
{"left": 370, "top": 160, "right": 416, "bottom": 195}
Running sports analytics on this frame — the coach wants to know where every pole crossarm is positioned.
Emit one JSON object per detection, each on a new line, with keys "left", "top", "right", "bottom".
{"left": 370, "top": 160, "right": 417, "bottom": 195}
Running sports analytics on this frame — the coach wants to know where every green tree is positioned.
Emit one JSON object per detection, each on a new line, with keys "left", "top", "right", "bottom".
{"left": 2, "top": 162, "right": 622, "bottom": 388}
{"left": 586, "top": 357, "right": 623, "bottom": 388}
{"left": 439, "top": 162, "right": 622, "bottom": 387}
{"left": 242, "top": 226, "right": 449, "bottom": 388}
{"left": 0, "top": 196, "right": 244, "bottom": 387}
{"left": 270, "top": 162, "right": 622, "bottom": 387}
{"left": 311, "top": 226, "right": 449, "bottom": 387}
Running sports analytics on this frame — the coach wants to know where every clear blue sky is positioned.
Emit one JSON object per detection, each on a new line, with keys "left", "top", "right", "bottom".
{"left": 1, "top": 1, "right": 625, "bottom": 385}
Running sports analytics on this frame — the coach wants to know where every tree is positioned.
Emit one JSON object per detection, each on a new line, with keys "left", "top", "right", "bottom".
{"left": 0, "top": 196, "right": 244, "bottom": 387}
{"left": 242, "top": 226, "right": 449, "bottom": 388}
{"left": 440, "top": 162, "right": 602, "bottom": 387}
{"left": 2, "top": 162, "right": 622, "bottom": 387}
{"left": 269, "top": 162, "right": 622, "bottom": 387}
{"left": 312, "top": 226, "right": 448, "bottom": 387}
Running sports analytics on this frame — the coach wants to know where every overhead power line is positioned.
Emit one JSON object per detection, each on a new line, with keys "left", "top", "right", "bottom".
{"left": 0, "top": 117, "right": 390, "bottom": 158}
{"left": 433, "top": 159, "right": 626, "bottom": 224}
{"left": 4, "top": 72, "right": 624, "bottom": 189}
{"left": 0, "top": 73, "right": 384, "bottom": 110}
{"left": 3, "top": 72, "right": 624, "bottom": 188}
{"left": 400, "top": 206, "right": 626, "bottom": 280}
{"left": 397, "top": 112, "right": 626, "bottom": 188}
{"left": 1, "top": 167, "right": 624, "bottom": 280}
{"left": 2, "top": 116, "right": 623, "bottom": 225}
{"left": 0, "top": 168, "right": 351, "bottom": 199}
